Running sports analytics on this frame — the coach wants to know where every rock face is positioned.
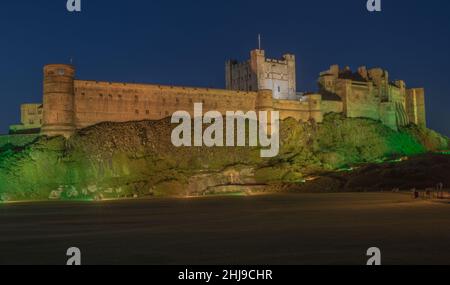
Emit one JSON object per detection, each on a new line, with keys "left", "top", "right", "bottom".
{"left": 0, "top": 113, "right": 448, "bottom": 201}
{"left": 283, "top": 154, "right": 450, "bottom": 193}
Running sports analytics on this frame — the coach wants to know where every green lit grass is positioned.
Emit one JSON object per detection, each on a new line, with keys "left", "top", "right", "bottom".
{"left": 0, "top": 114, "right": 447, "bottom": 201}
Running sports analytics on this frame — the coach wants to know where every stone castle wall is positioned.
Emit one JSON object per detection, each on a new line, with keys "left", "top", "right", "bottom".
{"left": 273, "top": 94, "right": 322, "bottom": 122}
{"left": 321, "top": 100, "right": 343, "bottom": 115}
{"left": 40, "top": 64, "right": 323, "bottom": 137}
{"left": 9, "top": 104, "right": 43, "bottom": 134}
{"left": 20, "top": 104, "right": 43, "bottom": 126}
{"left": 337, "top": 80, "right": 380, "bottom": 121}
{"left": 12, "top": 52, "right": 428, "bottom": 137}
{"left": 73, "top": 80, "right": 258, "bottom": 129}
{"left": 319, "top": 64, "right": 427, "bottom": 130}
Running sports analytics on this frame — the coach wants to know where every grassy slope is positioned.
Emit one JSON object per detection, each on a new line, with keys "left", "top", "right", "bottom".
{"left": 0, "top": 114, "right": 447, "bottom": 201}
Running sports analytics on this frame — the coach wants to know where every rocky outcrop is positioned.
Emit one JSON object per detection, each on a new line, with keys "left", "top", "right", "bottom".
{"left": 283, "top": 153, "right": 450, "bottom": 192}
{"left": 0, "top": 113, "right": 447, "bottom": 201}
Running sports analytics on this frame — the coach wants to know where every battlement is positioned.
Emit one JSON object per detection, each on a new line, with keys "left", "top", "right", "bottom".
{"left": 75, "top": 80, "right": 256, "bottom": 96}
{"left": 264, "top": 54, "right": 295, "bottom": 65}
{"left": 44, "top": 64, "right": 76, "bottom": 77}
{"left": 265, "top": 58, "right": 288, "bottom": 64}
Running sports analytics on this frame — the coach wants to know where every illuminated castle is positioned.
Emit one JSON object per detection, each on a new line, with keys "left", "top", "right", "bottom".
{"left": 10, "top": 49, "right": 426, "bottom": 137}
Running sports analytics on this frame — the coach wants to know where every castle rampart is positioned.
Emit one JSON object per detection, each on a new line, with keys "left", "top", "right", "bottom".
{"left": 72, "top": 80, "right": 258, "bottom": 130}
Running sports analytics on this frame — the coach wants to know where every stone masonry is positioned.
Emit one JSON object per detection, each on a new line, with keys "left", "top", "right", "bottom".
{"left": 11, "top": 49, "right": 427, "bottom": 137}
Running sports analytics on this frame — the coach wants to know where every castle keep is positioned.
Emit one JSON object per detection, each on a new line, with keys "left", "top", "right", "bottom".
{"left": 226, "top": 49, "right": 297, "bottom": 100}
{"left": 10, "top": 49, "right": 426, "bottom": 137}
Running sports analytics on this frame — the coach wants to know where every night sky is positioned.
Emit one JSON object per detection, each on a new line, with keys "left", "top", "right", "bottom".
{"left": 0, "top": 0, "right": 449, "bottom": 136}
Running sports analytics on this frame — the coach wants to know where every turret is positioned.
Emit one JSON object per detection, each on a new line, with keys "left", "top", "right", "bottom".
{"left": 406, "top": 88, "right": 426, "bottom": 128}
{"left": 41, "top": 64, "right": 76, "bottom": 138}
{"left": 283, "top": 53, "right": 297, "bottom": 99}
{"left": 357, "top": 66, "right": 368, "bottom": 80}
{"left": 250, "top": 49, "right": 266, "bottom": 91}
{"left": 368, "top": 68, "right": 389, "bottom": 100}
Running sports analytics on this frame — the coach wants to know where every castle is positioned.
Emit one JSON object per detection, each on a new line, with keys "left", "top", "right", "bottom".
{"left": 9, "top": 49, "right": 426, "bottom": 137}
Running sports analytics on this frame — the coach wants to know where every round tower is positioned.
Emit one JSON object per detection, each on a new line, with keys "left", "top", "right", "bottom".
{"left": 41, "top": 64, "right": 76, "bottom": 138}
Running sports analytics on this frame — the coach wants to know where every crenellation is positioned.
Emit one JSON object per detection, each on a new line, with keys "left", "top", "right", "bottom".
{"left": 357, "top": 66, "right": 368, "bottom": 80}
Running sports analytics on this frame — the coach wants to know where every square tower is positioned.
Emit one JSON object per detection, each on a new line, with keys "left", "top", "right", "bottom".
{"left": 406, "top": 88, "right": 426, "bottom": 128}
{"left": 225, "top": 49, "right": 297, "bottom": 100}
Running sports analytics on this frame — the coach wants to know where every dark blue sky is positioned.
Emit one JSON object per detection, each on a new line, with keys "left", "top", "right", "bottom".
{"left": 0, "top": 0, "right": 449, "bottom": 136}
